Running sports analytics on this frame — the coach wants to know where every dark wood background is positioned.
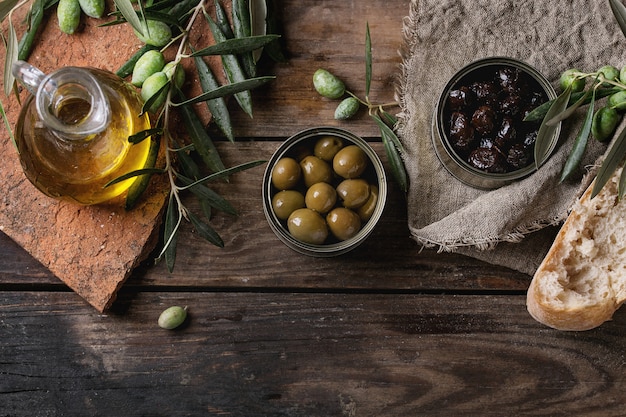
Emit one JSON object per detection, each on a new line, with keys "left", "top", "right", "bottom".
{"left": 1, "top": 0, "right": 625, "bottom": 416}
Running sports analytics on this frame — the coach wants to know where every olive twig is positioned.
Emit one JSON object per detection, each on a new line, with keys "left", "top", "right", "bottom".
{"left": 535, "top": 62, "right": 626, "bottom": 196}
{"left": 0, "top": 0, "right": 279, "bottom": 272}
{"left": 311, "top": 24, "right": 407, "bottom": 193}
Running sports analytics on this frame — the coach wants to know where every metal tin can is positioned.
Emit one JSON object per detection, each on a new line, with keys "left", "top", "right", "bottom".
{"left": 432, "top": 57, "right": 559, "bottom": 190}
{"left": 262, "top": 127, "right": 387, "bottom": 257}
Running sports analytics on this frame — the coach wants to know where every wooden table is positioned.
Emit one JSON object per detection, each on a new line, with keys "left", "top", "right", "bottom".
{"left": 2, "top": 1, "right": 626, "bottom": 415}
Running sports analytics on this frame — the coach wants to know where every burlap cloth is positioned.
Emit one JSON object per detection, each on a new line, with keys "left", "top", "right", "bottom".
{"left": 397, "top": 0, "right": 626, "bottom": 276}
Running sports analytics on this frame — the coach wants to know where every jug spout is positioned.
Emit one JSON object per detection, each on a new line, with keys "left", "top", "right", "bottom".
{"left": 12, "top": 60, "right": 111, "bottom": 140}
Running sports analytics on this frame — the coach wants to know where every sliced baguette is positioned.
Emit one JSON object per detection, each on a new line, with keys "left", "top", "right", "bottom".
{"left": 527, "top": 168, "right": 626, "bottom": 331}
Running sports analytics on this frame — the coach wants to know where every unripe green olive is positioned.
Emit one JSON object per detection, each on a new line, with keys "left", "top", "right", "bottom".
{"left": 356, "top": 184, "right": 378, "bottom": 222}
{"left": 287, "top": 208, "right": 328, "bottom": 245}
{"left": 326, "top": 207, "right": 361, "bottom": 241}
{"left": 620, "top": 65, "right": 626, "bottom": 84}
{"left": 78, "top": 0, "right": 104, "bottom": 18}
{"left": 305, "top": 182, "right": 337, "bottom": 214}
{"left": 333, "top": 145, "right": 368, "bottom": 179}
{"left": 141, "top": 71, "right": 169, "bottom": 113}
{"left": 158, "top": 306, "right": 187, "bottom": 330}
{"left": 300, "top": 155, "right": 333, "bottom": 187}
{"left": 559, "top": 69, "right": 585, "bottom": 92}
{"left": 313, "top": 69, "right": 346, "bottom": 99}
{"left": 134, "top": 19, "right": 173, "bottom": 47}
{"left": 608, "top": 90, "right": 626, "bottom": 112}
{"left": 334, "top": 97, "right": 360, "bottom": 120}
{"left": 271, "top": 157, "right": 301, "bottom": 190}
{"left": 163, "top": 61, "right": 186, "bottom": 89}
{"left": 57, "top": 0, "right": 81, "bottom": 35}
{"left": 132, "top": 50, "right": 165, "bottom": 87}
{"left": 598, "top": 65, "right": 620, "bottom": 87}
{"left": 314, "top": 136, "right": 344, "bottom": 161}
{"left": 272, "top": 190, "right": 305, "bottom": 220}
{"left": 336, "top": 178, "right": 370, "bottom": 209}
{"left": 591, "top": 106, "right": 620, "bottom": 142}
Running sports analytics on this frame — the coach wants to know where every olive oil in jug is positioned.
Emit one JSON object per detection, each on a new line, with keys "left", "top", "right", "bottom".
{"left": 12, "top": 61, "right": 152, "bottom": 205}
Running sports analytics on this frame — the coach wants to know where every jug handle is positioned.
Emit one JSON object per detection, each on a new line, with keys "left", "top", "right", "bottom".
{"left": 12, "top": 60, "right": 46, "bottom": 96}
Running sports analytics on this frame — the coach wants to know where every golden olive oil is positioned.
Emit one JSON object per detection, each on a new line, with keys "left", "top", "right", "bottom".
{"left": 15, "top": 68, "right": 152, "bottom": 205}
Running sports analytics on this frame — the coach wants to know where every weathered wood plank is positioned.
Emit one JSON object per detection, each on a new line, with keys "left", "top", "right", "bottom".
{"left": 227, "top": 0, "right": 408, "bottom": 139}
{"left": 1, "top": 291, "right": 625, "bottom": 416}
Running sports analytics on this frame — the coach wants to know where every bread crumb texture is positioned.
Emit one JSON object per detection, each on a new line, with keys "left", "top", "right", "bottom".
{"left": 528, "top": 168, "right": 626, "bottom": 330}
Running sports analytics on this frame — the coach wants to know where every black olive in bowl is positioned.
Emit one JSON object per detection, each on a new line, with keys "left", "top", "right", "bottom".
{"left": 432, "top": 57, "right": 559, "bottom": 189}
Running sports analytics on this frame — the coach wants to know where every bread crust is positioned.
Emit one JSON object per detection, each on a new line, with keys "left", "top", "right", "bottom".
{"left": 526, "top": 169, "right": 626, "bottom": 331}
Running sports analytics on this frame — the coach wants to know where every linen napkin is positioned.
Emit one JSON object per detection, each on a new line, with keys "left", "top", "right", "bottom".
{"left": 397, "top": 0, "right": 626, "bottom": 275}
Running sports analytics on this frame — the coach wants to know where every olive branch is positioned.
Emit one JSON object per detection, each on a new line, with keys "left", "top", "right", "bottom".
{"left": 313, "top": 23, "right": 408, "bottom": 194}
{"left": 0, "top": 0, "right": 286, "bottom": 272}
{"left": 531, "top": 0, "right": 626, "bottom": 199}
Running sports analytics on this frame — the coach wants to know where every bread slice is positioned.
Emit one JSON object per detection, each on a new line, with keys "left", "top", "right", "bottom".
{"left": 527, "top": 168, "right": 626, "bottom": 331}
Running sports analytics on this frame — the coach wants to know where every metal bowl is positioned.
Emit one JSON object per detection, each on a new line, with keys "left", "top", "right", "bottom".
{"left": 262, "top": 127, "right": 387, "bottom": 256}
{"left": 432, "top": 57, "right": 559, "bottom": 190}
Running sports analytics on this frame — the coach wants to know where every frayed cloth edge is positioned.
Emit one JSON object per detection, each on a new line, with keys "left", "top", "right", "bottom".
{"left": 409, "top": 214, "right": 567, "bottom": 253}
{"left": 395, "top": 0, "right": 420, "bottom": 134}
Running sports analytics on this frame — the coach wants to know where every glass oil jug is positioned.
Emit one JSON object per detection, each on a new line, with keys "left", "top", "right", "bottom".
{"left": 12, "top": 60, "right": 152, "bottom": 205}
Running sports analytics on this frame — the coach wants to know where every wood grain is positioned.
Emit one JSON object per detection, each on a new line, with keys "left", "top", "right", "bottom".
{"left": 1, "top": 292, "right": 625, "bottom": 416}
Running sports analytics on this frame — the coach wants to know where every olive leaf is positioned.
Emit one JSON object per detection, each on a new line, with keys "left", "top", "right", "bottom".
{"left": 188, "top": 211, "right": 225, "bottom": 247}
{"left": 177, "top": 174, "right": 237, "bottom": 215}
{"left": 249, "top": 0, "right": 267, "bottom": 63}
{"left": 524, "top": 87, "right": 621, "bottom": 122}
{"left": 126, "top": 135, "right": 162, "bottom": 210}
{"left": 365, "top": 22, "right": 372, "bottom": 99}
{"left": 113, "top": 0, "right": 145, "bottom": 35}
{"left": 3, "top": 18, "right": 17, "bottom": 97}
{"left": 205, "top": 10, "right": 254, "bottom": 117}
{"left": 560, "top": 86, "right": 596, "bottom": 182}
{"left": 162, "top": 194, "right": 181, "bottom": 273}
{"left": 610, "top": 0, "right": 626, "bottom": 39}
{"left": 17, "top": 0, "right": 45, "bottom": 61}
{"left": 190, "top": 35, "right": 280, "bottom": 57}
{"left": 192, "top": 48, "right": 234, "bottom": 142}
{"left": 372, "top": 113, "right": 408, "bottom": 193}
{"left": 171, "top": 76, "right": 275, "bottom": 107}
{"left": 104, "top": 168, "right": 167, "bottom": 187}
{"left": 176, "top": 160, "right": 266, "bottom": 222}
{"left": 0, "top": 100, "right": 16, "bottom": 150}
{"left": 263, "top": 0, "right": 287, "bottom": 63}
{"left": 129, "top": 127, "right": 163, "bottom": 144}
{"left": 180, "top": 160, "right": 266, "bottom": 187}
{"left": 0, "top": 0, "right": 20, "bottom": 21}
{"left": 380, "top": 111, "right": 405, "bottom": 153}
{"left": 534, "top": 85, "right": 572, "bottom": 169}
{"left": 173, "top": 138, "right": 202, "bottom": 180}
{"left": 546, "top": 86, "right": 595, "bottom": 126}
{"left": 214, "top": 0, "right": 235, "bottom": 38}
{"left": 616, "top": 167, "right": 626, "bottom": 201}
{"left": 591, "top": 125, "right": 626, "bottom": 198}
{"left": 168, "top": 0, "right": 203, "bottom": 21}
{"left": 178, "top": 94, "right": 226, "bottom": 174}
{"left": 232, "top": 0, "right": 255, "bottom": 78}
